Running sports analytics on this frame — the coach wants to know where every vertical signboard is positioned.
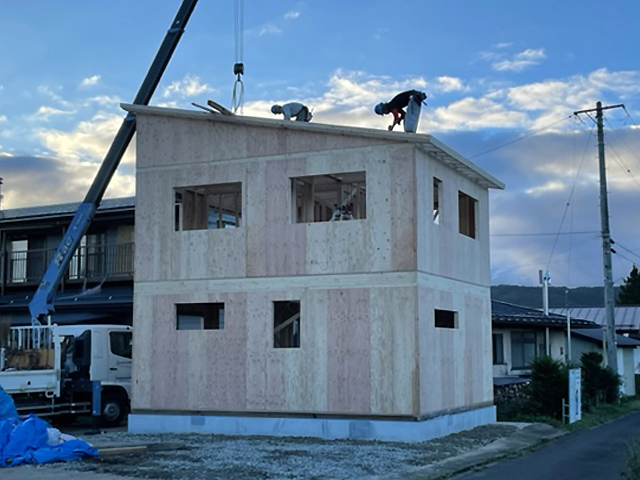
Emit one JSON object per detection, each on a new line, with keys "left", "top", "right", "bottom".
{"left": 569, "top": 368, "right": 582, "bottom": 423}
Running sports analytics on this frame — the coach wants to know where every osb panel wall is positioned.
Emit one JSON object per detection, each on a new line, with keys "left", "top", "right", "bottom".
{"left": 135, "top": 113, "right": 417, "bottom": 282}
{"left": 416, "top": 283, "right": 493, "bottom": 415}
{"left": 415, "top": 150, "right": 491, "bottom": 286}
{"left": 132, "top": 285, "right": 418, "bottom": 416}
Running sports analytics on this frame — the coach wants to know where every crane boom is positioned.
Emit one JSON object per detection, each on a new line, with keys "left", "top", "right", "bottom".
{"left": 29, "top": 0, "right": 199, "bottom": 324}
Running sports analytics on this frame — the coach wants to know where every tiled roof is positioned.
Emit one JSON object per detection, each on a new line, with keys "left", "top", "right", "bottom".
{"left": 550, "top": 306, "right": 640, "bottom": 331}
{"left": 492, "top": 300, "right": 598, "bottom": 328}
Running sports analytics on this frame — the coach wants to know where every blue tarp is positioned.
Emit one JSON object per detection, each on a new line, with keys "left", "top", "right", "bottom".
{"left": 0, "top": 386, "right": 17, "bottom": 421}
{"left": 0, "top": 386, "right": 98, "bottom": 468}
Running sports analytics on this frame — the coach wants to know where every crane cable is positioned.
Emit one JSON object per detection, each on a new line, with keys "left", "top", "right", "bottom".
{"left": 232, "top": 0, "right": 244, "bottom": 113}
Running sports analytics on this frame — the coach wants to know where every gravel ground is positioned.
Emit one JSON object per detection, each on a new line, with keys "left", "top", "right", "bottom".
{"left": 28, "top": 424, "right": 519, "bottom": 480}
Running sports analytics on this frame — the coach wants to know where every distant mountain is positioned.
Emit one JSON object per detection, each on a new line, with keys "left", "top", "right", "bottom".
{"left": 491, "top": 285, "right": 620, "bottom": 309}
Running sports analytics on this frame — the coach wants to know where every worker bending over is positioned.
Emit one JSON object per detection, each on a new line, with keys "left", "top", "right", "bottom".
{"left": 271, "top": 102, "right": 313, "bottom": 122}
{"left": 374, "top": 90, "right": 427, "bottom": 133}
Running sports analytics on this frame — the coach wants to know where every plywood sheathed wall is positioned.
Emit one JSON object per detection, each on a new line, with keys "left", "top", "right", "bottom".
{"left": 132, "top": 110, "right": 494, "bottom": 418}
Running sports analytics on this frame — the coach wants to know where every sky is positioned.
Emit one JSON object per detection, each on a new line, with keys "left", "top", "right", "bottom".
{"left": 1, "top": 0, "right": 639, "bottom": 290}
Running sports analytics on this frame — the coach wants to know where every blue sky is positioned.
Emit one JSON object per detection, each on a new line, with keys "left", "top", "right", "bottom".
{"left": 1, "top": 0, "right": 639, "bottom": 289}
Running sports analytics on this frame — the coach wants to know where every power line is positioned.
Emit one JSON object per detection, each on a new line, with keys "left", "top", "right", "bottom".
{"left": 545, "top": 121, "right": 595, "bottom": 271}
{"left": 614, "top": 242, "right": 640, "bottom": 262}
{"left": 468, "top": 115, "right": 573, "bottom": 160}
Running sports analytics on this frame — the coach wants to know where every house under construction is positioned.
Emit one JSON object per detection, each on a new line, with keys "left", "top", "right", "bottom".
{"left": 125, "top": 104, "right": 504, "bottom": 442}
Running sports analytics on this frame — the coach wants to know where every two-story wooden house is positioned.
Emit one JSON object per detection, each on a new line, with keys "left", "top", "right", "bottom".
{"left": 124, "top": 104, "right": 504, "bottom": 441}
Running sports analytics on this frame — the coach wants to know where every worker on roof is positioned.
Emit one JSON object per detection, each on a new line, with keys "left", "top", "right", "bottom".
{"left": 271, "top": 102, "right": 313, "bottom": 122}
{"left": 374, "top": 90, "right": 427, "bottom": 133}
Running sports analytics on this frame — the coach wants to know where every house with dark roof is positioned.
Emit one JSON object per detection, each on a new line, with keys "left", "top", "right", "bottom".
{"left": 492, "top": 300, "right": 639, "bottom": 395}
{"left": 0, "top": 197, "right": 135, "bottom": 325}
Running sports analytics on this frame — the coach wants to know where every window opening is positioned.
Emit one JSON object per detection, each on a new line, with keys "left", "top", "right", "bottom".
{"left": 492, "top": 333, "right": 504, "bottom": 364}
{"left": 458, "top": 191, "right": 477, "bottom": 238}
{"left": 176, "top": 303, "right": 225, "bottom": 330}
{"left": 433, "top": 177, "right": 442, "bottom": 224}
{"left": 175, "top": 183, "right": 242, "bottom": 231}
{"left": 274, "top": 301, "right": 300, "bottom": 348}
{"left": 435, "top": 309, "right": 457, "bottom": 329}
{"left": 291, "top": 172, "right": 366, "bottom": 223}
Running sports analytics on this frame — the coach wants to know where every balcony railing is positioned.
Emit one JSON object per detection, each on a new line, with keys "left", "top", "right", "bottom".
{"left": 5, "top": 242, "right": 134, "bottom": 285}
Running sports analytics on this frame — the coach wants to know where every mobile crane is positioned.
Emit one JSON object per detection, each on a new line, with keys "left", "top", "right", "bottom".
{"left": 28, "top": 0, "right": 199, "bottom": 325}
{"left": 0, "top": 0, "right": 200, "bottom": 426}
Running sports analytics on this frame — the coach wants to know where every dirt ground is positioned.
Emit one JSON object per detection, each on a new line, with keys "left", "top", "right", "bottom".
{"left": 20, "top": 424, "right": 520, "bottom": 480}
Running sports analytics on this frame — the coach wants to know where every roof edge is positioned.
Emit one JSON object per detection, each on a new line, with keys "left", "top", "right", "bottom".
{"left": 122, "top": 104, "right": 504, "bottom": 190}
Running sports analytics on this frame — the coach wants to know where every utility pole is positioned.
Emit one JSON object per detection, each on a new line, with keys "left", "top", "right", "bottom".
{"left": 574, "top": 101, "right": 625, "bottom": 375}
{"left": 539, "top": 270, "right": 551, "bottom": 356}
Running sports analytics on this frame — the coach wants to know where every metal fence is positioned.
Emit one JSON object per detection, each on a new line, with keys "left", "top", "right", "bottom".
{"left": 6, "top": 242, "right": 134, "bottom": 285}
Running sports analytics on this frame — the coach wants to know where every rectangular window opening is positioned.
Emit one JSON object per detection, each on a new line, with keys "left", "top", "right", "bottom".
{"left": 274, "top": 301, "right": 300, "bottom": 348}
{"left": 291, "top": 171, "right": 366, "bottom": 223}
{"left": 492, "top": 334, "right": 504, "bottom": 365}
{"left": 176, "top": 303, "right": 225, "bottom": 330}
{"left": 458, "top": 191, "right": 477, "bottom": 239}
{"left": 175, "top": 183, "right": 242, "bottom": 231}
{"left": 433, "top": 177, "right": 442, "bottom": 224}
{"left": 435, "top": 309, "right": 457, "bottom": 329}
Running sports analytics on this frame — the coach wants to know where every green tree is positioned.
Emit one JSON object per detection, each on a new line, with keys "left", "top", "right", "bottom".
{"left": 618, "top": 265, "right": 640, "bottom": 305}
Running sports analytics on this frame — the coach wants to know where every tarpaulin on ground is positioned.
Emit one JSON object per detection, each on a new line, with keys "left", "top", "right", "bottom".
{"left": 0, "top": 386, "right": 18, "bottom": 420}
{"left": 0, "top": 388, "right": 98, "bottom": 468}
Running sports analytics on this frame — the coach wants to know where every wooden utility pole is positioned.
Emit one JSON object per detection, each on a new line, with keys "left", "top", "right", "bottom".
{"left": 574, "top": 101, "right": 624, "bottom": 375}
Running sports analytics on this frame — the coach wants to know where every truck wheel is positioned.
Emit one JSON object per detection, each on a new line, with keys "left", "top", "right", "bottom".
{"left": 101, "top": 391, "right": 128, "bottom": 427}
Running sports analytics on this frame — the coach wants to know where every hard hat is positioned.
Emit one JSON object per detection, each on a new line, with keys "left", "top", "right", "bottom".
{"left": 374, "top": 103, "right": 385, "bottom": 115}
{"left": 271, "top": 105, "right": 280, "bottom": 114}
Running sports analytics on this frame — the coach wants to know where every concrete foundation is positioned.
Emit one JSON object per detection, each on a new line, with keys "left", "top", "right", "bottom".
{"left": 128, "top": 406, "right": 496, "bottom": 443}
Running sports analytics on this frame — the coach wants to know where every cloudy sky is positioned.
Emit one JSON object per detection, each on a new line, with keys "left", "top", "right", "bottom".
{"left": 1, "top": 0, "right": 639, "bottom": 289}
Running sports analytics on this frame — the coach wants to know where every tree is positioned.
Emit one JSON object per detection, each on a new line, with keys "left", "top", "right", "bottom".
{"left": 618, "top": 265, "right": 640, "bottom": 305}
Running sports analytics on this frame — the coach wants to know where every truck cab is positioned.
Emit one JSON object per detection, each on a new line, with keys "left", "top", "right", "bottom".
{"left": 60, "top": 324, "right": 132, "bottom": 426}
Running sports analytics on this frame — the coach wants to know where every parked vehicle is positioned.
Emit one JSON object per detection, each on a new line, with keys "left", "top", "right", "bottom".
{"left": 0, "top": 324, "right": 132, "bottom": 427}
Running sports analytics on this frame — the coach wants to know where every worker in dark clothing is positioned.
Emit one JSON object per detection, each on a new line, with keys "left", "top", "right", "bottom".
{"left": 374, "top": 90, "right": 427, "bottom": 132}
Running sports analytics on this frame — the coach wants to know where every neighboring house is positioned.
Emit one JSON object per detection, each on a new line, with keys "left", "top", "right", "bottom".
{"left": 550, "top": 306, "right": 640, "bottom": 374}
{"left": 570, "top": 328, "right": 638, "bottom": 396}
{"left": 492, "top": 300, "right": 638, "bottom": 396}
{"left": 0, "top": 197, "right": 135, "bottom": 325}
{"left": 125, "top": 104, "right": 505, "bottom": 442}
{"left": 492, "top": 300, "right": 597, "bottom": 379}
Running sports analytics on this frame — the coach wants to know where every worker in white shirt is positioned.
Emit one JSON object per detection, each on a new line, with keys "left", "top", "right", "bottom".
{"left": 271, "top": 102, "right": 313, "bottom": 122}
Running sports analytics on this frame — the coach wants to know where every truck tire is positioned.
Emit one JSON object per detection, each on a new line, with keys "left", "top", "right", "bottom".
{"left": 101, "top": 390, "right": 128, "bottom": 427}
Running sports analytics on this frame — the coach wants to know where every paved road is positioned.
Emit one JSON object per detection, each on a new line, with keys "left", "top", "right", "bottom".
{"left": 455, "top": 411, "right": 640, "bottom": 480}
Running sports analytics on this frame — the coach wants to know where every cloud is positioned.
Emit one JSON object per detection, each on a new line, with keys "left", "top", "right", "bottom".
{"left": 434, "top": 76, "right": 466, "bottom": 93}
{"left": 161, "top": 75, "right": 213, "bottom": 98}
{"left": 525, "top": 180, "right": 566, "bottom": 196}
{"left": 79, "top": 75, "right": 101, "bottom": 88}
{"left": 0, "top": 154, "right": 134, "bottom": 209}
{"left": 37, "top": 85, "right": 72, "bottom": 108}
{"left": 35, "top": 112, "right": 133, "bottom": 165}
{"left": 0, "top": 115, "right": 6, "bottom": 123}
{"left": 259, "top": 24, "right": 282, "bottom": 36}
{"left": 25, "top": 106, "right": 75, "bottom": 122}
{"left": 284, "top": 10, "right": 300, "bottom": 19}
{"left": 493, "top": 48, "right": 546, "bottom": 72}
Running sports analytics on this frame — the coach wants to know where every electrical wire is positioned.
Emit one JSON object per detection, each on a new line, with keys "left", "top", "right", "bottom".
{"left": 544, "top": 121, "right": 596, "bottom": 271}
{"left": 468, "top": 115, "right": 573, "bottom": 160}
{"left": 614, "top": 242, "right": 640, "bottom": 263}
